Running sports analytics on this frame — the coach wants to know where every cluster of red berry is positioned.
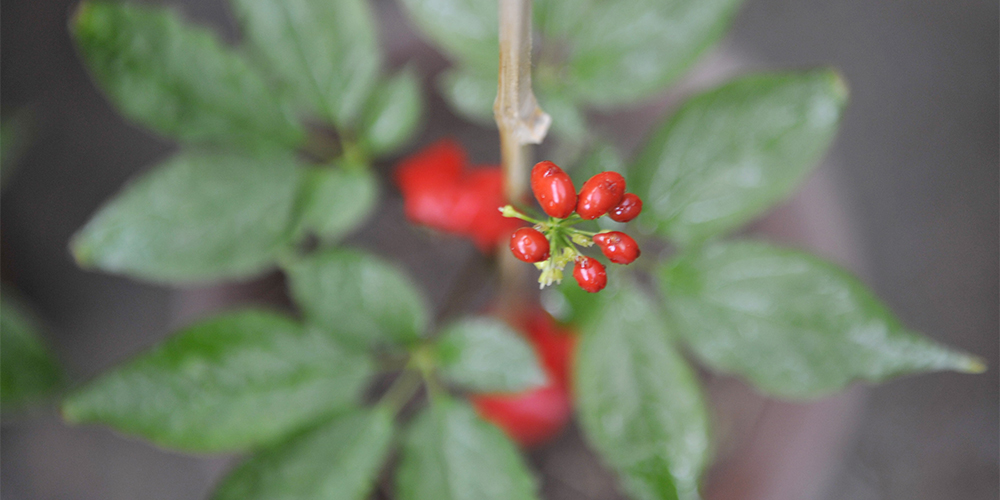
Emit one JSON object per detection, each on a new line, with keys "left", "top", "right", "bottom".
{"left": 504, "top": 161, "right": 643, "bottom": 293}
{"left": 394, "top": 139, "right": 522, "bottom": 251}
{"left": 471, "top": 308, "right": 575, "bottom": 447}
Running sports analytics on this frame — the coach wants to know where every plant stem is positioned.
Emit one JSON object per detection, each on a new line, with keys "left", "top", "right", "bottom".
{"left": 495, "top": 0, "right": 550, "bottom": 316}
{"left": 378, "top": 367, "right": 423, "bottom": 415}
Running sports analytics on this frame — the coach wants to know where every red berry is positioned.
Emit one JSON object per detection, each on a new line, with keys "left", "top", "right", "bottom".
{"left": 573, "top": 256, "right": 607, "bottom": 293}
{"left": 521, "top": 309, "right": 577, "bottom": 390}
{"left": 471, "top": 309, "right": 577, "bottom": 448}
{"left": 608, "top": 193, "right": 643, "bottom": 223}
{"left": 471, "top": 385, "right": 571, "bottom": 448}
{"left": 592, "top": 231, "right": 640, "bottom": 265}
{"left": 394, "top": 139, "right": 521, "bottom": 252}
{"left": 576, "top": 171, "right": 626, "bottom": 220}
{"left": 530, "top": 161, "right": 577, "bottom": 219}
{"left": 510, "top": 228, "right": 550, "bottom": 263}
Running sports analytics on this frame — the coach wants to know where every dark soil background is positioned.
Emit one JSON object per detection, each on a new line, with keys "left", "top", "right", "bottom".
{"left": 2, "top": 0, "right": 997, "bottom": 499}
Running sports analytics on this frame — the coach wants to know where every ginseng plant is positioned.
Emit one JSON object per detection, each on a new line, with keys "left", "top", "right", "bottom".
{"left": 56, "top": 0, "right": 984, "bottom": 499}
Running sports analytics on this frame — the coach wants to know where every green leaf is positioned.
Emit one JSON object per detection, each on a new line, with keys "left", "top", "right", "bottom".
{"left": 212, "top": 408, "right": 394, "bottom": 500}
{"left": 628, "top": 70, "right": 849, "bottom": 247}
{"left": 536, "top": 89, "right": 587, "bottom": 140}
{"left": 295, "top": 166, "right": 378, "bottom": 243}
{"left": 285, "top": 249, "right": 429, "bottom": 349}
{"left": 436, "top": 68, "right": 496, "bottom": 125}
{"left": 398, "top": 0, "right": 498, "bottom": 77}
{"left": 435, "top": 317, "right": 546, "bottom": 393}
{"left": 1, "top": 296, "right": 63, "bottom": 411}
{"left": 230, "top": 0, "right": 381, "bottom": 127}
{"left": 62, "top": 310, "right": 372, "bottom": 452}
{"left": 575, "top": 286, "right": 710, "bottom": 500}
{"left": 360, "top": 69, "right": 423, "bottom": 155}
{"left": 540, "top": 0, "right": 744, "bottom": 107}
{"left": 72, "top": 2, "right": 303, "bottom": 149}
{"left": 397, "top": 397, "right": 539, "bottom": 500}
{"left": 71, "top": 150, "right": 302, "bottom": 284}
{"left": 659, "top": 241, "right": 986, "bottom": 399}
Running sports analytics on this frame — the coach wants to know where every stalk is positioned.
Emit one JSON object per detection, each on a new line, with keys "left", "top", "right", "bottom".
{"left": 494, "top": 0, "right": 550, "bottom": 315}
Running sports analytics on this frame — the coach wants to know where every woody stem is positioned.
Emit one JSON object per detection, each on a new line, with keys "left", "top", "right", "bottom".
{"left": 494, "top": 0, "right": 550, "bottom": 316}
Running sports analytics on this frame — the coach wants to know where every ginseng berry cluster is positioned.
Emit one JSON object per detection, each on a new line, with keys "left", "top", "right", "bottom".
{"left": 501, "top": 161, "right": 643, "bottom": 293}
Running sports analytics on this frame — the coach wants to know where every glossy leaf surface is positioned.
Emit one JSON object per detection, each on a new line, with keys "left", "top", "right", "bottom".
{"left": 213, "top": 408, "right": 394, "bottom": 500}
{"left": 286, "top": 249, "right": 428, "bottom": 349}
{"left": 435, "top": 317, "right": 546, "bottom": 393}
{"left": 629, "top": 70, "right": 848, "bottom": 247}
{"left": 71, "top": 151, "right": 302, "bottom": 284}
{"left": 576, "top": 286, "right": 710, "bottom": 500}
{"left": 361, "top": 69, "right": 423, "bottom": 155}
{"left": 231, "top": 0, "right": 380, "bottom": 127}
{"left": 62, "top": 310, "right": 371, "bottom": 451}
{"left": 295, "top": 166, "right": 378, "bottom": 243}
{"left": 72, "top": 2, "right": 302, "bottom": 148}
{"left": 660, "top": 241, "right": 985, "bottom": 398}
{"left": 396, "top": 397, "right": 539, "bottom": 500}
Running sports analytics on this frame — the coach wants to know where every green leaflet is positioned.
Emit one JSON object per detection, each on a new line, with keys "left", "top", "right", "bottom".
{"left": 62, "top": 310, "right": 372, "bottom": 452}
{"left": 1, "top": 295, "right": 64, "bottom": 411}
{"left": 295, "top": 166, "right": 378, "bottom": 243}
{"left": 72, "top": 2, "right": 303, "bottom": 148}
{"left": 360, "top": 69, "right": 424, "bottom": 155}
{"left": 539, "top": 0, "right": 744, "bottom": 107}
{"left": 396, "top": 397, "right": 539, "bottom": 500}
{"left": 398, "top": 0, "right": 498, "bottom": 77}
{"left": 660, "top": 241, "right": 986, "bottom": 399}
{"left": 285, "top": 249, "right": 429, "bottom": 349}
{"left": 575, "top": 286, "right": 710, "bottom": 500}
{"left": 435, "top": 317, "right": 546, "bottom": 393}
{"left": 628, "top": 70, "right": 848, "bottom": 247}
{"left": 212, "top": 408, "right": 394, "bottom": 500}
{"left": 230, "top": 0, "right": 381, "bottom": 127}
{"left": 71, "top": 150, "right": 302, "bottom": 284}
{"left": 436, "top": 67, "right": 496, "bottom": 125}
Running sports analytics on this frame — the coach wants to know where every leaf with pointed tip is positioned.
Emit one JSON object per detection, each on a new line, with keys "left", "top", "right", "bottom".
{"left": 72, "top": 1, "right": 303, "bottom": 148}
{"left": 285, "top": 249, "right": 429, "bottom": 349}
{"left": 295, "top": 166, "right": 378, "bottom": 243}
{"left": 230, "top": 0, "right": 380, "bottom": 127}
{"left": 360, "top": 69, "right": 423, "bottom": 155}
{"left": 660, "top": 241, "right": 986, "bottom": 398}
{"left": 396, "top": 397, "right": 539, "bottom": 500}
{"left": 629, "top": 70, "right": 848, "bottom": 247}
{"left": 71, "top": 150, "right": 302, "bottom": 284}
{"left": 62, "top": 310, "right": 372, "bottom": 452}
{"left": 435, "top": 317, "right": 546, "bottom": 393}
{"left": 1, "top": 296, "right": 63, "bottom": 411}
{"left": 212, "top": 408, "right": 394, "bottom": 500}
{"left": 575, "top": 286, "right": 710, "bottom": 500}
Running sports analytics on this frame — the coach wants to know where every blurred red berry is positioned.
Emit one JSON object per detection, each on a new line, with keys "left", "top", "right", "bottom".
{"left": 472, "top": 308, "right": 577, "bottom": 448}
{"left": 573, "top": 256, "right": 607, "bottom": 292}
{"left": 394, "top": 139, "right": 521, "bottom": 252}
{"left": 471, "top": 385, "right": 571, "bottom": 448}
{"left": 592, "top": 231, "right": 641, "bottom": 264}
{"left": 576, "top": 171, "right": 626, "bottom": 220}
{"left": 530, "top": 161, "right": 577, "bottom": 218}
{"left": 510, "top": 228, "right": 550, "bottom": 263}
{"left": 608, "top": 192, "right": 642, "bottom": 223}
